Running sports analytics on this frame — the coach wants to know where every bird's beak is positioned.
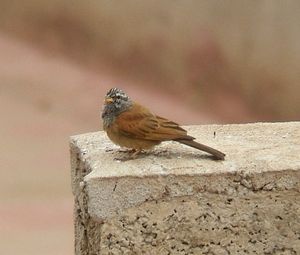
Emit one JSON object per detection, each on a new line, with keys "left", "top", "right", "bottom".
{"left": 104, "top": 97, "right": 114, "bottom": 104}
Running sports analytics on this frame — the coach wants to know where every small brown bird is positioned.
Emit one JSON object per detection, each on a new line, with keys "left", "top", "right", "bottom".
{"left": 102, "top": 88, "right": 225, "bottom": 160}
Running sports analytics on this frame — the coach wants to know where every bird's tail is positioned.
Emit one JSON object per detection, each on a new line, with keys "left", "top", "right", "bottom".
{"left": 176, "top": 139, "right": 225, "bottom": 160}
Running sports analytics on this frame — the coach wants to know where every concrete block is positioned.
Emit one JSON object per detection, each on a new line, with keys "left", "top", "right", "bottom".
{"left": 70, "top": 122, "right": 300, "bottom": 255}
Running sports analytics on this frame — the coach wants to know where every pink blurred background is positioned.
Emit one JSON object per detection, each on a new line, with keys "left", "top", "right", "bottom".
{"left": 0, "top": 1, "right": 299, "bottom": 254}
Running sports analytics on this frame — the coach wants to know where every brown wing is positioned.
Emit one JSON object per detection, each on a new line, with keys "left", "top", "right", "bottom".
{"left": 115, "top": 103, "right": 193, "bottom": 141}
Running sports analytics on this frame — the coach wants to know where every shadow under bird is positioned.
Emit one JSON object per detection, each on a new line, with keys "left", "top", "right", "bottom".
{"left": 101, "top": 88, "right": 225, "bottom": 160}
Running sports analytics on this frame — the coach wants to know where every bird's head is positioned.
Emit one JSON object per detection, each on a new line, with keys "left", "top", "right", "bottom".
{"left": 102, "top": 88, "right": 132, "bottom": 120}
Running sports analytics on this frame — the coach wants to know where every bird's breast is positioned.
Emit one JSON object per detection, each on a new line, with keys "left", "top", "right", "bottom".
{"left": 105, "top": 124, "right": 160, "bottom": 150}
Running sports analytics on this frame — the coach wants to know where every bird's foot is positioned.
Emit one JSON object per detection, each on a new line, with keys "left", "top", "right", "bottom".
{"left": 114, "top": 149, "right": 144, "bottom": 161}
{"left": 117, "top": 148, "right": 137, "bottom": 153}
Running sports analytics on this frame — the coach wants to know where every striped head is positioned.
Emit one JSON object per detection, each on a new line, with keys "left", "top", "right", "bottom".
{"left": 101, "top": 88, "right": 133, "bottom": 125}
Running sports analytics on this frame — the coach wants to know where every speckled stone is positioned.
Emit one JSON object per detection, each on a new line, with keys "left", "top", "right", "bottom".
{"left": 70, "top": 122, "right": 300, "bottom": 255}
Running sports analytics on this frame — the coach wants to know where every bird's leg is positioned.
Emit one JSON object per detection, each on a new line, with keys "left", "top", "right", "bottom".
{"left": 130, "top": 149, "right": 142, "bottom": 159}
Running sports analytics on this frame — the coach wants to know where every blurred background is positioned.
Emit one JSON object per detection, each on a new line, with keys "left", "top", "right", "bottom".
{"left": 0, "top": 1, "right": 299, "bottom": 254}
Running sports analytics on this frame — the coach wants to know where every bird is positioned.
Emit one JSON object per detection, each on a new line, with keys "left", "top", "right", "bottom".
{"left": 101, "top": 88, "right": 225, "bottom": 160}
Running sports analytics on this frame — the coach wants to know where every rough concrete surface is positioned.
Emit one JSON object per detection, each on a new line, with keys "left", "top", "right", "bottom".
{"left": 70, "top": 122, "right": 300, "bottom": 255}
